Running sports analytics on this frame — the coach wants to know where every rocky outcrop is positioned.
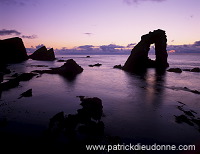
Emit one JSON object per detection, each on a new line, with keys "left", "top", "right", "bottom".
{"left": 167, "top": 68, "right": 182, "bottom": 73}
{"left": 191, "top": 67, "right": 200, "bottom": 72}
{"left": 0, "top": 73, "right": 37, "bottom": 91}
{"left": 0, "top": 37, "right": 28, "bottom": 63}
{"left": 123, "top": 29, "right": 169, "bottom": 73}
{"left": 29, "top": 46, "right": 55, "bottom": 61}
{"left": 48, "top": 96, "right": 104, "bottom": 150}
{"left": 88, "top": 63, "right": 102, "bottom": 67}
{"left": 18, "top": 89, "right": 32, "bottom": 99}
{"left": 33, "top": 59, "right": 83, "bottom": 77}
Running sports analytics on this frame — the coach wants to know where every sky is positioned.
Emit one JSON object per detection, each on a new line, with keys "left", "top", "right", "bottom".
{"left": 0, "top": 0, "right": 200, "bottom": 53}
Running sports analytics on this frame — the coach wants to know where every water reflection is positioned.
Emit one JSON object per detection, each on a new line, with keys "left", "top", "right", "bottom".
{"left": 125, "top": 68, "right": 166, "bottom": 107}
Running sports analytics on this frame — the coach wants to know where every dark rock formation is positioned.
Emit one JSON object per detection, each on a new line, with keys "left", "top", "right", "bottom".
{"left": 48, "top": 96, "right": 104, "bottom": 151}
{"left": 29, "top": 46, "right": 55, "bottom": 61}
{"left": 18, "top": 89, "right": 32, "bottom": 99}
{"left": 0, "top": 37, "right": 28, "bottom": 64}
{"left": 113, "top": 64, "right": 123, "bottom": 69}
{"left": 57, "top": 59, "right": 67, "bottom": 62}
{"left": 123, "top": 29, "right": 169, "bottom": 73}
{"left": 191, "top": 67, "right": 200, "bottom": 72}
{"left": 0, "top": 73, "right": 37, "bottom": 91}
{"left": 0, "top": 72, "right": 3, "bottom": 83}
{"left": 88, "top": 63, "right": 102, "bottom": 67}
{"left": 175, "top": 102, "right": 200, "bottom": 132}
{"left": 167, "top": 68, "right": 182, "bottom": 73}
{"left": 33, "top": 59, "right": 83, "bottom": 77}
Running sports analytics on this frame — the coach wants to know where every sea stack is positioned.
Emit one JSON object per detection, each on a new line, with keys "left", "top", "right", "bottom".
{"left": 29, "top": 46, "right": 55, "bottom": 61}
{"left": 123, "top": 29, "right": 169, "bottom": 73}
{"left": 0, "top": 37, "right": 28, "bottom": 63}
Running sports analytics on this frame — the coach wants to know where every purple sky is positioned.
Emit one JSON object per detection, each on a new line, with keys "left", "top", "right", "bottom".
{"left": 0, "top": 0, "right": 200, "bottom": 52}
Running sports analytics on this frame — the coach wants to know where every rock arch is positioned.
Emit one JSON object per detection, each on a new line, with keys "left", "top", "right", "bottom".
{"left": 123, "top": 29, "right": 169, "bottom": 73}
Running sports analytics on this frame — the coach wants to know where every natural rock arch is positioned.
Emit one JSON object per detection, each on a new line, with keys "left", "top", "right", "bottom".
{"left": 123, "top": 29, "right": 169, "bottom": 73}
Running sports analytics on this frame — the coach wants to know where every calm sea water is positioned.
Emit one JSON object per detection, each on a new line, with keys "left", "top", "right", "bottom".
{"left": 0, "top": 53, "right": 200, "bottom": 146}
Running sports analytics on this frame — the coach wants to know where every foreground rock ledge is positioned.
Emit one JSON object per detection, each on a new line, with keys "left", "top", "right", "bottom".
{"left": 123, "top": 29, "right": 169, "bottom": 73}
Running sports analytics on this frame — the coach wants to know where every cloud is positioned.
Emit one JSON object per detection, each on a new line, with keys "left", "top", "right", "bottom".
{"left": 83, "top": 32, "right": 93, "bottom": 36}
{"left": 0, "top": 29, "right": 21, "bottom": 36}
{"left": 193, "top": 41, "right": 200, "bottom": 46}
{"left": 124, "top": 0, "right": 166, "bottom": 5}
{"left": 127, "top": 43, "right": 136, "bottom": 48}
{"left": 100, "top": 44, "right": 124, "bottom": 52}
{"left": 35, "top": 44, "right": 45, "bottom": 49}
{"left": 22, "top": 35, "right": 37, "bottom": 39}
{"left": 78, "top": 45, "right": 94, "bottom": 50}
{"left": 167, "top": 41, "right": 200, "bottom": 53}
{"left": 0, "top": 29, "right": 37, "bottom": 39}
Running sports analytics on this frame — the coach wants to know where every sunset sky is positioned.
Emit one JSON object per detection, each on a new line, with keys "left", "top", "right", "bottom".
{"left": 0, "top": 0, "right": 200, "bottom": 52}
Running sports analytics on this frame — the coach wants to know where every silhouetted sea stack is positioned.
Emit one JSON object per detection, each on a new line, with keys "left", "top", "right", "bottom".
{"left": 0, "top": 37, "right": 28, "bottom": 63}
{"left": 32, "top": 59, "right": 83, "bottom": 77}
{"left": 29, "top": 46, "right": 55, "bottom": 61}
{"left": 123, "top": 29, "right": 169, "bottom": 73}
{"left": 54, "top": 59, "right": 83, "bottom": 76}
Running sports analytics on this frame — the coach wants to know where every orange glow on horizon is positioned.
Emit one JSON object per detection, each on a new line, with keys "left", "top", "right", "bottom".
{"left": 168, "top": 50, "right": 176, "bottom": 53}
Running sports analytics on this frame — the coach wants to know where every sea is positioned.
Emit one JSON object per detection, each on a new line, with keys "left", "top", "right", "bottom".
{"left": 0, "top": 53, "right": 200, "bottom": 151}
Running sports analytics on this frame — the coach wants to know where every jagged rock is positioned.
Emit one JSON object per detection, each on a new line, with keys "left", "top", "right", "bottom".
{"left": 0, "top": 37, "right": 28, "bottom": 63}
{"left": 18, "top": 89, "right": 32, "bottom": 99}
{"left": 123, "top": 29, "right": 169, "bottom": 73}
{"left": 33, "top": 59, "right": 83, "bottom": 77}
{"left": 29, "top": 46, "right": 55, "bottom": 61}
{"left": 167, "top": 68, "right": 182, "bottom": 73}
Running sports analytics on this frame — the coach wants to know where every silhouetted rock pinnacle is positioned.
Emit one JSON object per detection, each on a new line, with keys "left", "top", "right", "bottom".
{"left": 29, "top": 46, "right": 55, "bottom": 61}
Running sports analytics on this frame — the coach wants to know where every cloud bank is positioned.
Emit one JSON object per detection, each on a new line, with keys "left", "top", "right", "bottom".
{"left": 0, "top": 29, "right": 37, "bottom": 39}
{"left": 53, "top": 41, "right": 200, "bottom": 55}
{"left": 0, "top": 29, "right": 21, "bottom": 36}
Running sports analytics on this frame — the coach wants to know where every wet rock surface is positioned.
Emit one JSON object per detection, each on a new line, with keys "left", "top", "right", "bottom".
{"left": 175, "top": 101, "right": 200, "bottom": 132}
